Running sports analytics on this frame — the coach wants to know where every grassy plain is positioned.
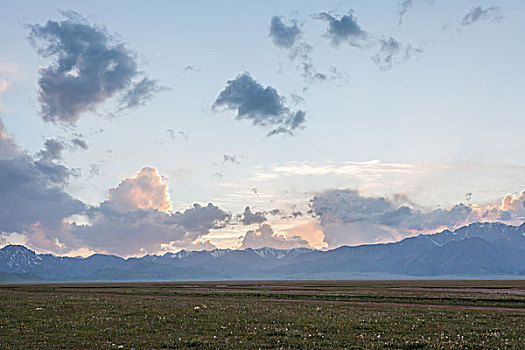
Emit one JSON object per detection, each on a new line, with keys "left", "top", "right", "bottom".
{"left": 0, "top": 280, "right": 524, "bottom": 349}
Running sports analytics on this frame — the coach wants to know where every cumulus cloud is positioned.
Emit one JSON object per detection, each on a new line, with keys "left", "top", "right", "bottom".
{"left": 0, "top": 129, "right": 231, "bottom": 256}
{"left": 28, "top": 10, "right": 162, "bottom": 125}
{"left": 269, "top": 16, "right": 302, "bottom": 49}
{"left": 313, "top": 11, "right": 368, "bottom": 47}
{"left": 25, "top": 166, "right": 231, "bottom": 256}
{"left": 311, "top": 189, "right": 525, "bottom": 247}
{"left": 372, "top": 37, "right": 423, "bottom": 71}
{"left": 108, "top": 167, "right": 173, "bottom": 213}
{"left": 213, "top": 73, "right": 306, "bottom": 136}
{"left": 240, "top": 224, "right": 310, "bottom": 249}
{"left": 240, "top": 206, "right": 267, "bottom": 225}
{"left": 38, "top": 138, "right": 65, "bottom": 161}
{"left": 35, "top": 200, "right": 230, "bottom": 256}
{"left": 460, "top": 6, "right": 503, "bottom": 27}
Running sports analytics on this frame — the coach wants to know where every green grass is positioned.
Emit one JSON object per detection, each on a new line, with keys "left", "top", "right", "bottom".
{"left": 0, "top": 280, "right": 523, "bottom": 349}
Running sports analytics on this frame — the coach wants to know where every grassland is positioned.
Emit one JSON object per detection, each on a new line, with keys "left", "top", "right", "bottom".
{"left": 0, "top": 280, "right": 523, "bottom": 349}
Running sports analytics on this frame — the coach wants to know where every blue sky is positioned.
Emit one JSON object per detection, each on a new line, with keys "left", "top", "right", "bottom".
{"left": 1, "top": 0, "right": 524, "bottom": 256}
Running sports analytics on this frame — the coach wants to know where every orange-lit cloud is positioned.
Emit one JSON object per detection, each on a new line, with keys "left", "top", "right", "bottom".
{"left": 282, "top": 220, "right": 327, "bottom": 249}
{"left": 108, "top": 167, "right": 173, "bottom": 212}
{"left": 240, "top": 223, "right": 310, "bottom": 249}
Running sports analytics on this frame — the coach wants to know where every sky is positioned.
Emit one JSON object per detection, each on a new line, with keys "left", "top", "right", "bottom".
{"left": 0, "top": 0, "right": 524, "bottom": 257}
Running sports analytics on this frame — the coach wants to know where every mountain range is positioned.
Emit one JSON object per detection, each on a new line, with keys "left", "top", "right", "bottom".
{"left": 1, "top": 221, "right": 524, "bottom": 282}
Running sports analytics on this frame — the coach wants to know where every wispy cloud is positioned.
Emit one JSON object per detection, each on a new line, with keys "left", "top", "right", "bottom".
{"left": 460, "top": 6, "right": 503, "bottom": 28}
{"left": 372, "top": 37, "right": 423, "bottom": 71}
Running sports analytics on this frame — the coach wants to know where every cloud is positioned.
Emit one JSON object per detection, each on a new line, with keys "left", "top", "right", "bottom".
{"left": 119, "top": 77, "right": 167, "bottom": 110}
{"left": 71, "top": 138, "right": 88, "bottom": 150}
{"left": 240, "top": 206, "right": 267, "bottom": 225}
{"left": 41, "top": 201, "right": 230, "bottom": 256}
{"left": 34, "top": 139, "right": 74, "bottom": 184}
{"left": 398, "top": 0, "right": 415, "bottom": 24}
{"left": 166, "top": 129, "right": 189, "bottom": 140}
{"left": 240, "top": 224, "right": 310, "bottom": 249}
{"left": 38, "top": 138, "right": 65, "bottom": 161}
{"left": 269, "top": 16, "right": 340, "bottom": 90}
{"left": 223, "top": 154, "right": 239, "bottom": 165}
{"left": 22, "top": 165, "right": 231, "bottom": 256}
{"left": 311, "top": 189, "right": 525, "bottom": 247}
{"left": 269, "top": 16, "right": 302, "bottom": 49}
{"left": 460, "top": 6, "right": 503, "bottom": 27}
{"left": 0, "top": 118, "right": 20, "bottom": 158}
{"left": 372, "top": 37, "right": 423, "bottom": 71}
{"left": 313, "top": 11, "right": 368, "bottom": 47}
{"left": 213, "top": 73, "right": 306, "bottom": 136}
{"left": 108, "top": 167, "right": 173, "bottom": 213}
{"left": 28, "top": 10, "right": 162, "bottom": 125}
{"left": 0, "top": 80, "right": 10, "bottom": 114}
{"left": 0, "top": 123, "right": 85, "bottom": 235}
{"left": 397, "top": 0, "right": 434, "bottom": 25}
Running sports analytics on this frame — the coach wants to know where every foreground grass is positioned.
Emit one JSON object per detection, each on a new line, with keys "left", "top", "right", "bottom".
{"left": 0, "top": 281, "right": 523, "bottom": 349}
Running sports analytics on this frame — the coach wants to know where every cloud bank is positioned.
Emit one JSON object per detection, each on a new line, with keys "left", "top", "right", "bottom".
{"left": 311, "top": 189, "right": 525, "bottom": 247}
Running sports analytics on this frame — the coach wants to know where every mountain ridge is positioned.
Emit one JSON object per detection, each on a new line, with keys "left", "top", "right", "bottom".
{"left": 1, "top": 222, "right": 524, "bottom": 281}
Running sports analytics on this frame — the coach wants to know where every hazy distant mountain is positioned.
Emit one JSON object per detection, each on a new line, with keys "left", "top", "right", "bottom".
{"left": 1, "top": 222, "right": 524, "bottom": 281}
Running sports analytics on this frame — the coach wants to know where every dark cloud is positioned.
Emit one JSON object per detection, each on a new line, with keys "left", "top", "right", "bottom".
{"left": 223, "top": 154, "right": 239, "bottom": 165}
{"left": 213, "top": 73, "right": 306, "bottom": 136}
{"left": 461, "top": 6, "right": 503, "bottom": 27}
{"left": 269, "top": 16, "right": 302, "bottom": 49}
{"left": 28, "top": 10, "right": 162, "bottom": 125}
{"left": 183, "top": 65, "right": 201, "bottom": 73}
{"left": 240, "top": 224, "right": 310, "bottom": 249}
{"left": 269, "top": 15, "right": 342, "bottom": 91}
{"left": 241, "top": 206, "right": 267, "bottom": 225}
{"left": 0, "top": 118, "right": 20, "bottom": 158}
{"left": 38, "top": 138, "right": 65, "bottom": 160}
{"left": 311, "top": 189, "right": 476, "bottom": 230}
{"left": 71, "top": 138, "right": 88, "bottom": 150}
{"left": 45, "top": 202, "right": 230, "bottom": 256}
{"left": 269, "top": 209, "right": 284, "bottom": 216}
{"left": 34, "top": 138, "right": 74, "bottom": 184}
{"left": 166, "top": 129, "right": 189, "bottom": 140}
{"left": 371, "top": 37, "right": 423, "bottom": 71}
{"left": 0, "top": 154, "right": 85, "bottom": 234}
{"left": 311, "top": 189, "right": 525, "bottom": 247}
{"left": 313, "top": 11, "right": 368, "bottom": 47}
